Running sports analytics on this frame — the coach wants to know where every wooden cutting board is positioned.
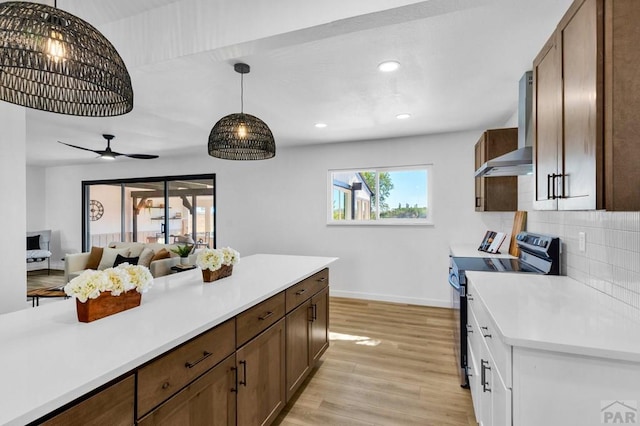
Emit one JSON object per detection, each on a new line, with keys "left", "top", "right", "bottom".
{"left": 509, "top": 211, "right": 527, "bottom": 257}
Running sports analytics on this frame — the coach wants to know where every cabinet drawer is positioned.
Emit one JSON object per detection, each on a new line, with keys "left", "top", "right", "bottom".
{"left": 468, "top": 290, "right": 511, "bottom": 387}
{"left": 237, "top": 292, "right": 285, "bottom": 347}
{"left": 137, "top": 319, "right": 236, "bottom": 417}
{"left": 285, "top": 269, "right": 329, "bottom": 312}
{"left": 42, "top": 375, "right": 134, "bottom": 426}
{"left": 138, "top": 354, "right": 236, "bottom": 426}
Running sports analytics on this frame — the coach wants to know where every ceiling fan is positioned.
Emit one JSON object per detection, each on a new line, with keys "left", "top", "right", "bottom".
{"left": 58, "top": 134, "right": 159, "bottom": 160}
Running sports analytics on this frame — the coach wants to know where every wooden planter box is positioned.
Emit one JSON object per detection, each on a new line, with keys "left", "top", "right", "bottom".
{"left": 201, "top": 265, "right": 233, "bottom": 283}
{"left": 76, "top": 290, "right": 142, "bottom": 323}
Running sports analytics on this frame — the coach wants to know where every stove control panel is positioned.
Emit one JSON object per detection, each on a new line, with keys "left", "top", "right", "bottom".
{"left": 516, "top": 231, "right": 561, "bottom": 262}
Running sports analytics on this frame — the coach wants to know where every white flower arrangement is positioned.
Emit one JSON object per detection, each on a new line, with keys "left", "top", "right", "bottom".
{"left": 196, "top": 247, "right": 240, "bottom": 271}
{"left": 220, "top": 247, "right": 240, "bottom": 266}
{"left": 64, "top": 263, "right": 153, "bottom": 303}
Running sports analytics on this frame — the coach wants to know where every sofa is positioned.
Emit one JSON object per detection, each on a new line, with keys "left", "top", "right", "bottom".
{"left": 64, "top": 241, "right": 197, "bottom": 283}
{"left": 27, "top": 230, "right": 52, "bottom": 274}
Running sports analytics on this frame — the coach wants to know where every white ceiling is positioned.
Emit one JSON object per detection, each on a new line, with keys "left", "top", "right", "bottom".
{"left": 24, "top": 0, "right": 573, "bottom": 166}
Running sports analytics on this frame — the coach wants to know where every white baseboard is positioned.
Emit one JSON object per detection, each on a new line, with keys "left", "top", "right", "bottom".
{"left": 329, "top": 289, "right": 451, "bottom": 308}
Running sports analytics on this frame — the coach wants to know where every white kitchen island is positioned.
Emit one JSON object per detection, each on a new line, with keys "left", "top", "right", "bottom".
{"left": 465, "top": 271, "right": 640, "bottom": 426}
{"left": 0, "top": 254, "right": 337, "bottom": 426}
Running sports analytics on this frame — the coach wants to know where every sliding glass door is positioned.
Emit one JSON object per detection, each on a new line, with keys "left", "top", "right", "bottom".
{"left": 82, "top": 174, "right": 215, "bottom": 251}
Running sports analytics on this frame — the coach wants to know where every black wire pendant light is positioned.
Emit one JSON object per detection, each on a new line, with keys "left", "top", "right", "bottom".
{"left": 208, "top": 63, "right": 275, "bottom": 160}
{"left": 0, "top": 1, "right": 133, "bottom": 116}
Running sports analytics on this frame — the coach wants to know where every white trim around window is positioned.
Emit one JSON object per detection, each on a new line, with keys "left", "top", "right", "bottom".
{"left": 327, "top": 164, "right": 434, "bottom": 226}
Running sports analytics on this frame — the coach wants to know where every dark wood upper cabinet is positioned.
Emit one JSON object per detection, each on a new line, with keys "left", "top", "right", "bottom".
{"left": 533, "top": 0, "right": 640, "bottom": 211}
{"left": 474, "top": 128, "right": 518, "bottom": 212}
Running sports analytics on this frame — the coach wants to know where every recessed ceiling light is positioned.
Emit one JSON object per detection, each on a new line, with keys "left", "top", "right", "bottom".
{"left": 396, "top": 113, "right": 411, "bottom": 120}
{"left": 378, "top": 61, "right": 400, "bottom": 72}
{"left": 315, "top": 123, "right": 327, "bottom": 128}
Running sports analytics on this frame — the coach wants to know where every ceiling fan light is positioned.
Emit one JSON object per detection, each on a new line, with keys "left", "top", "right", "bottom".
{"left": 378, "top": 61, "right": 400, "bottom": 72}
{"left": 0, "top": 2, "right": 133, "bottom": 117}
{"left": 101, "top": 154, "right": 116, "bottom": 160}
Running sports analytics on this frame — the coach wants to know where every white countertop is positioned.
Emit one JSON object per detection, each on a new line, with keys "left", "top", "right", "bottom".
{"left": 449, "top": 244, "right": 516, "bottom": 259}
{"left": 466, "top": 271, "right": 640, "bottom": 362}
{"left": 0, "top": 254, "right": 337, "bottom": 426}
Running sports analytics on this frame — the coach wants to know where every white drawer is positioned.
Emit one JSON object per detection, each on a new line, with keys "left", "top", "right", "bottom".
{"left": 467, "top": 340, "right": 482, "bottom": 421}
{"left": 468, "top": 282, "right": 512, "bottom": 388}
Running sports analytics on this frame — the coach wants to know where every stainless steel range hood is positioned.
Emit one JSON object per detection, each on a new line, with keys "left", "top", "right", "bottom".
{"left": 475, "top": 71, "right": 533, "bottom": 177}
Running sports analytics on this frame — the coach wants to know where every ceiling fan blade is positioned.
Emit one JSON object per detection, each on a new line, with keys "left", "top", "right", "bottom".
{"left": 123, "top": 153, "right": 159, "bottom": 159}
{"left": 57, "top": 141, "right": 100, "bottom": 154}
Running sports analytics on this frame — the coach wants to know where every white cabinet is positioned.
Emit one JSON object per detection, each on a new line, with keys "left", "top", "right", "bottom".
{"left": 467, "top": 277, "right": 640, "bottom": 426}
{"left": 513, "top": 348, "right": 640, "bottom": 426}
{"left": 467, "top": 285, "right": 511, "bottom": 426}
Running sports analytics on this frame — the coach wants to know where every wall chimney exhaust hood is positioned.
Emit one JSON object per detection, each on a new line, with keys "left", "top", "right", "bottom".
{"left": 475, "top": 71, "right": 533, "bottom": 177}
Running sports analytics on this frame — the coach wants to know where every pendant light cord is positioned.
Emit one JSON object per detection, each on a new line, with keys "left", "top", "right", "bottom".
{"left": 240, "top": 72, "right": 244, "bottom": 114}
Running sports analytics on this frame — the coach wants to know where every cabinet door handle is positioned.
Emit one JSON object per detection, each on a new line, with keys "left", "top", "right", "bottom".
{"left": 481, "top": 359, "right": 491, "bottom": 393}
{"left": 231, "top": 366, "right": 238, "bottom": 393}
{"left": 466, "top": 324, "right": 473, "bottom": 333}
{"left": 239, "top": 360, "right": 247, "bottom": 387}
{"left": 259, "top": 311, "right": 274, "bottom": 321}
{"left": 317, "top": 277, "right": 327, "bottom": 283}
{"left": 480, "top": 326, "right": 492, "bottom": 338}
{"left": 312, "top": 303, "right": 317, "bottom": 321}
{"left": 467, "top": 294, "right": 474, "bottom": 301}
{"left": 295, "top": 288, "right": 307, "bottom": 296}
{"left": 185, "top": 351, "right": 212, "bottom": 369}
{"left": 475, "top": 196, "right": 481, "bottom": 208}
{"left": 308, "top": 305, "right": 314, "bottom": 322}
{"left": 547, "top": 174, "right": 555, "bottom": 200}
{"left": 557, "top": 173, "right": 566, "bottom": 199}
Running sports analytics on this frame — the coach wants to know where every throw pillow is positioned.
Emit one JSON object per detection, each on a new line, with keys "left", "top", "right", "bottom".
{"left": 126, "top": 243, "right": 145, "bottom": 258}
{"left": 26, "top": 235, "right": 40, "bottom": 250}
{"left": 85, "top": 246, "right": 104, "bottom": 270}
{"left": 138, "top": 247, "right": 155, "bottom": 268}
{"left": 113, "top": 254, "right": 140, "bottom": 267}
{"left": 151, "top": 248, "right": 170, "bottom": 262}
{"left": 98, "top": 247, "right": 130, "bottom": 270}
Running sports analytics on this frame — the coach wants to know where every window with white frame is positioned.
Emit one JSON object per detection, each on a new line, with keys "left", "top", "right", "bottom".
{"left": 327, "top": 165, "right": 432, "bottom": 225}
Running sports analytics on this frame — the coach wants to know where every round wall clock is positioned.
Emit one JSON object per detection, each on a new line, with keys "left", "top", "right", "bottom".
{"left": 89, "top": 199, "right": 104, "bottom": 221}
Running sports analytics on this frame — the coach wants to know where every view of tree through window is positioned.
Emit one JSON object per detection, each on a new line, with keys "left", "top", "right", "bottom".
{"left": 329, "top": 166, "right": 431, "bottom": 224}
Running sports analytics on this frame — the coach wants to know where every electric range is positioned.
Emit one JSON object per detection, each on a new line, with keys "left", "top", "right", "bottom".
{"left": 448, "top": 231, "right": 561, "bottom": 387}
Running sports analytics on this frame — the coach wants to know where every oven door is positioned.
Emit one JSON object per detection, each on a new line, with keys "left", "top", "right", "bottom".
{"left": 448, "top": 269, "right": 468, "bottom": 387}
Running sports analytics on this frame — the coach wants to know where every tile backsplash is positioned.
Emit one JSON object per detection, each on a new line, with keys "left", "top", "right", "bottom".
{"left": 518, "top": 176, "right": 640, "bottom": 309}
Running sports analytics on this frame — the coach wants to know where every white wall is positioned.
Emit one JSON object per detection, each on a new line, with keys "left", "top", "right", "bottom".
{"left": 0, "top": 103, "right": 27, "bottom": 314}
{"left": 26, "top": 166, "right": 46, "bottom": 230}
{"left": 42, "top": 131, "right": 508, "bottom": 307}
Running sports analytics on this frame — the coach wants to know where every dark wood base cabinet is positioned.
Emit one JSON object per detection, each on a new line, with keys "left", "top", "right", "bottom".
{"left": 33, "top": 269, "right": 330, "bottom": 426}
{"left": 237, "top": 319, "right": 286, "bottom": 426}
{"left": 310, "top": 286, "right": 330, "bottom": 364}
{"left": 286, "top": 300, "right": 312, "bottom": 400}
{"left": 138, "top": 354, "right": 236, "bottom": 426}
{"left": 39, "top": 376, "right": 135, "bottom": 426}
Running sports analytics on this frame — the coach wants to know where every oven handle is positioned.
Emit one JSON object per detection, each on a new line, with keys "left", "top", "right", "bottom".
{"left": 448, "top": 272, "right": 460, "bottom": 292}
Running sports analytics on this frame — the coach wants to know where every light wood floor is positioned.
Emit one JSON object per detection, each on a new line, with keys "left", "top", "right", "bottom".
{"left": 26, "top": 274, "right": 476, "bottom": 425}
{"left": 274, "top": 298, "right": 476, "bottom": 426}
{"left": 27, "top": 269, "right": 65, "bottom": 291}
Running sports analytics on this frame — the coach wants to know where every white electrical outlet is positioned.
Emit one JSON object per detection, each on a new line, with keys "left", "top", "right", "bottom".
{"left": 578, "top": 232, "right": 586, "bottom": 252}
